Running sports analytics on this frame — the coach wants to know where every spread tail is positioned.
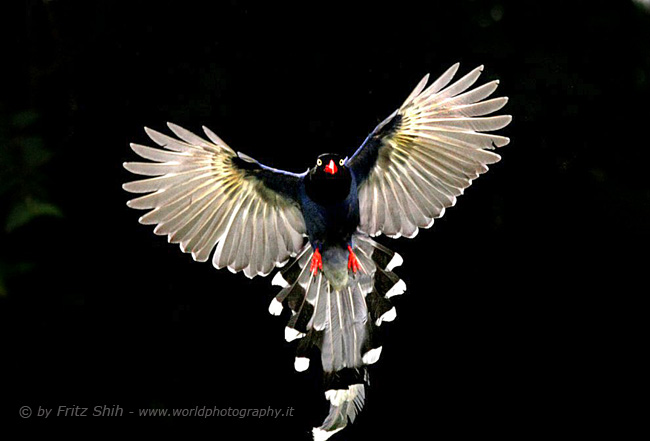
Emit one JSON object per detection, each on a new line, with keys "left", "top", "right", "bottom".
{"left": 268, "top": 233, "right": 405, "bottom": 440}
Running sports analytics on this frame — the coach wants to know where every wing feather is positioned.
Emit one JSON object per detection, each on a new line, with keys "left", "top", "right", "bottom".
{"left": 436, "top": 81, "right": 501, "bottom": 109}
{"left": 350, "top": 64, "right": 511, "bottom": 238}
{"left": 415, "top": 63, "right": 459, "bottom": 100}
{"left": 384, "top": 171, "right": 417, "bottom": 238}
{"left": 451, "top": 97, "right": 509, "bottom": 117}
{"left": 215, "top": 190, "right": 249, "bottom": 270}
{"left": 389, "top": 168, "right": 426, "bottom": 223}
{"left": 123, "top": 124, "right": 306, "bottom": 277}
{"left": 129, "top": 143, "right": 191, "bottom": 163}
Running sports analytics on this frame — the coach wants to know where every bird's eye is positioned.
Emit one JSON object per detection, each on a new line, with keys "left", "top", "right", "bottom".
{"left": 317, "top": 159, "right": 323, "bottom": 166}
{"left": 339, "top": 159, "right": 345, "bottom": 166}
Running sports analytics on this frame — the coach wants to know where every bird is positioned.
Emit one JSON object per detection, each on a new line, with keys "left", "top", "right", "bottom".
{"left": 123, "top": 63, "right": 512, "bottom": 440}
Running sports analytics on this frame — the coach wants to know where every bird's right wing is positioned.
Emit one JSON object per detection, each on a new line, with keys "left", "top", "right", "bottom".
{"left": 347, "top": 64, "right": 512, "bottom": 238}
{"left": 123, "top": 123, "right": 307, "bottom": 278}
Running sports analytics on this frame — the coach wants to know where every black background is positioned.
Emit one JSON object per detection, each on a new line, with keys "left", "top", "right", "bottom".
{"left": 2, "top": 0, "right": 646, "bottom": 438}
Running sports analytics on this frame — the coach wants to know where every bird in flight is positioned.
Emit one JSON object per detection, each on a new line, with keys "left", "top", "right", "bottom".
{"left": 123, "top": 63, "right": 511, "bottom": 440}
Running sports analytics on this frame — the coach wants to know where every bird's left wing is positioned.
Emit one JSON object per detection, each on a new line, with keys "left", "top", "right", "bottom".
{"left": 348, "top": 63, "right": 512, "bottom": 238}
{"left": 123, "top": 123, "right": 307, "bottom": 278}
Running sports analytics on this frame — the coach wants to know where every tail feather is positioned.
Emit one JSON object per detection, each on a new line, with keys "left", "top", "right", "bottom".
{"left": 287, "top": 297, "right": 314, "bottom": 333}
{"left": 366, "top": 289, "right": 397, "bottom": 326}
{"left": 319, "top": 282, "right": 367, "bottom": 371}
{"left": 272, "top": 244, "right": 312, "bottom": 289}
{"left": 268, "top": 234, "right": 405, "bottom": 440}
{"left": 308, "top": 272, "right": 328, "bottom": 331}
{"left": 314, "top": 383, "right": 366, "bottom": 440}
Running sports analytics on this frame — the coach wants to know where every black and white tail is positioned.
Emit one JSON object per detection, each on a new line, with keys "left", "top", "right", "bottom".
{"left": 268, "top": 233, "right": 406, "bottom": 440}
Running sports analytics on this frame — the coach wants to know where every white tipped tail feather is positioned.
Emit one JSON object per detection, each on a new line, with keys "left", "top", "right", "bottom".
{"left": 362, "top": 346, "right": 383, "bottom": 365}
{"left": 268, "top": 298, "right": 283, "bottom": 316}
{"left": 284, "top": 326, "right": 305, "bottom": 342}
{"left": 386, "top": 253, "right": 403, "bottom": 271}
{"left": 375, "top": 306, "right": 397, "bottom": 326}
{"left": 386, "top": 279, "right": 406, "bottom": 298}
{"left": 268, "top": 235, "right": 407, "bottom": 440}
{"left": 294, "top": 357, "right": 310, "bottom": 372}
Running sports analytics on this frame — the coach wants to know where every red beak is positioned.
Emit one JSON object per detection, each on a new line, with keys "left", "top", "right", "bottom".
{"left": 324, "top": 159, "right": 338, "bottom": 175}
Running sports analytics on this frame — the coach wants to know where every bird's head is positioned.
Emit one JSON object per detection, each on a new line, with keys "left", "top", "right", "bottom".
{"left": 306, "top": 153, "right": 352, "bottom": 204}
{"left": 311, "top": 153, "right": 349, "bottom": 179}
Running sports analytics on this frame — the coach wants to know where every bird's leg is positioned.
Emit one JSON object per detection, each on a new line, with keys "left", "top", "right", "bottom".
{"left": 310, "top": 247, "right": 323, "bottom": 275}
{"left": 347, "top": 245, "right": 360, "bottom": 273}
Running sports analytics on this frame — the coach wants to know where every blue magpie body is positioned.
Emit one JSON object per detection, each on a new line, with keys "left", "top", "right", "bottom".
{"left": 301, "top": 154, "right": 360, "bottom": 253}
{"left": 123, "top": 64, "right": 512, "bottom": 440}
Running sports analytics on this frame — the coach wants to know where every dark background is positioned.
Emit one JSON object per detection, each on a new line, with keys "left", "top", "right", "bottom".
{"left": 2, "top": 0, "right": 646, "bottom": 438}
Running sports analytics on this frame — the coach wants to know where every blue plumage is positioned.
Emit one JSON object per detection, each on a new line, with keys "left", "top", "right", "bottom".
{"left": 300, "top": 155, "right": 360, "bottom": 252}
{"left": 124, "top": 64, "right": 512, "bottom": 440}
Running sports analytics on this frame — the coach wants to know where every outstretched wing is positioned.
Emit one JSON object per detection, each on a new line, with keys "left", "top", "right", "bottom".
{"left": 348, "top": 63, "right": 512, "bottom": 238}
{"left": 123, "top": 123, "right": 307, "bottom": 278}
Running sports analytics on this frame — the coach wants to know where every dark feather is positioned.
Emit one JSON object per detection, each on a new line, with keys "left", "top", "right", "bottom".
{"left": 347, "top": 112, "right": 402, "bottom": 185}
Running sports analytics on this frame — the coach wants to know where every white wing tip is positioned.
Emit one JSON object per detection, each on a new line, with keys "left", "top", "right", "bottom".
{"left": 362, "top": 346, "right": 383, "bottom": 365}
{"left": 386, "top": 279, "right": 406, "bottom": 298}
{"left": 122, "top": 162, "right": 137, "bottom": 174}
{"left": 226, "top": 265, "right": 240, "bottom": 275}
{"left": 497, "top": 136, "right": 511, "bottom": 147}
{"left": 386, "top": 253, "right": 403, "bottom": 271}
{"left": 469, "top": 64, "right": 485, "bottom": 74}
{"left": 143, "top": 126, "right": 158, "bottom": 139}
{"left": 190, "top": 250, "right": 209, "bottom": 263}
{"left": 268, "top": 298, "right": 283, "bottom": 316}
{"left": 294, "top": 357, "right": 310, "bottom": 372}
